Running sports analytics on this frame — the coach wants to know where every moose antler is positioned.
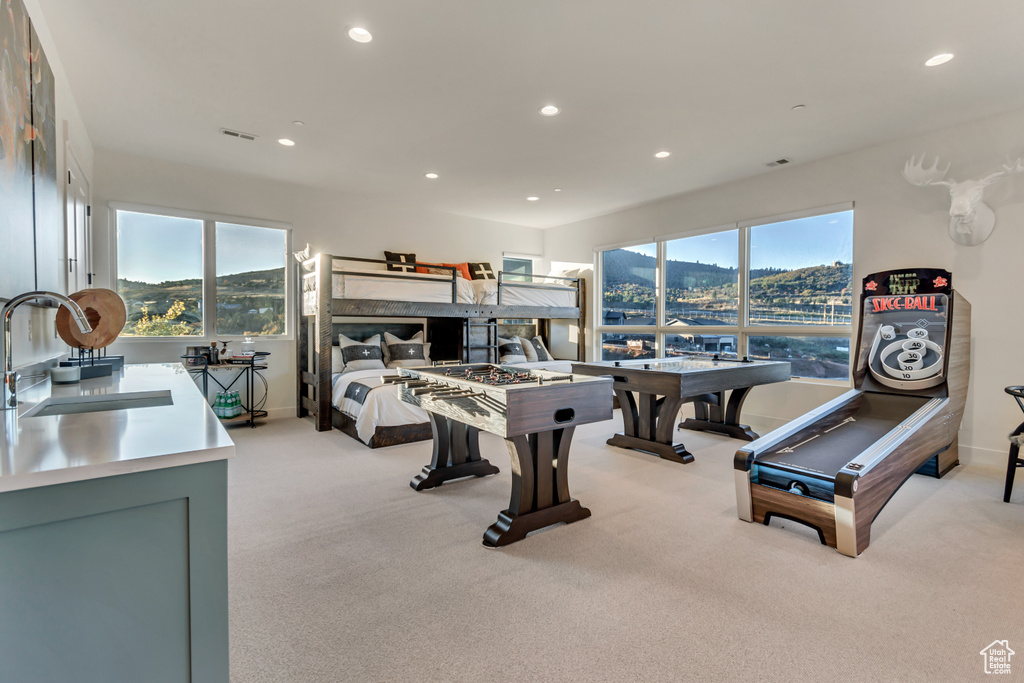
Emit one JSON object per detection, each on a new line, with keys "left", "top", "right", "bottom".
{"left": 979, "top": 158, "right": 1024, "bottom": 185}
{"left": 902, "top": 154, "right": 954, "bottom": 187}
{"left": 1005, "top": 158, "right": 1024, "bottom": 174}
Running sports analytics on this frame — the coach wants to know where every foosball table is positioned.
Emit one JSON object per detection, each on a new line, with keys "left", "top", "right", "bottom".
{"left": 394, "top": 364, "right": 613, "bottom": 547}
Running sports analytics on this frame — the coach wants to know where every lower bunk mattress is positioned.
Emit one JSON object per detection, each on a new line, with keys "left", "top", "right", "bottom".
{"left": 331, "top": 361, "right": 574, "bottom": 447}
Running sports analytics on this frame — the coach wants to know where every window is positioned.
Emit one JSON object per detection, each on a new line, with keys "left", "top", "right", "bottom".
{"left": 117, "top": 212, "right": 205, "bottom": 336}
{"left": 595, "top": 207, "right": 854, "bottom": 379}
{"left": 115, "top": 208, "right": 290, "bottom": 338}
{"left": 215, "top": 223, "right": 288, "bottom": 336}
{"left": 502, "top": 256, "right": 534, "bottom": 282}
{"left": 664, "top": 231, "right": 738, "bottom": 327}
{"left": 600, "top": 244, "right": 656, "bottom": 328}
{"left": 601, "top": 332, "right": 656, "bottom": 361}
{"left": 748, "top": 212, "right": 852, "bottom": 327}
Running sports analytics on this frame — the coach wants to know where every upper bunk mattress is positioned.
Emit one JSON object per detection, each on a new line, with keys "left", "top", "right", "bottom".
{"left": 471, "top": 280, "right": 577, "bottom": 308}
{"left": 330, "top": 270, "right": 577, "bottom": 308}
{"left": 332, "top": 270, "right": 476, "bottom": 304}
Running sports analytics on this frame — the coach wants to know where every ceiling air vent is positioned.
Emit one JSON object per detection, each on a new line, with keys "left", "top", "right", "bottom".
{"left": 765, "top": 158, "right": 790, "bottom": 167}
{"left": 220, "top": 128, "right": 258, "bottom": 142}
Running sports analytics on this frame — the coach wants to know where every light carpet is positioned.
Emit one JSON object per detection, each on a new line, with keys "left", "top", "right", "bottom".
{"left": 226, "top": 415, "right": 1024, "bottom": 682}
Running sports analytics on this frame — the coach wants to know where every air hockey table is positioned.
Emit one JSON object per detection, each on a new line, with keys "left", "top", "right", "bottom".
{"left": 572, "top": 355, "right": 791, "bottom": 463}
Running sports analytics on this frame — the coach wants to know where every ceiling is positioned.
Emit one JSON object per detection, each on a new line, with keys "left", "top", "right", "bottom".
{"left": 36, "top": 0, "right": 1024, "bottom": 229}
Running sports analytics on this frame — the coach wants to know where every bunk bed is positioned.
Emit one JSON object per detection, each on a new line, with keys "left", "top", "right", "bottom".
{"left": 296, "top": 253, "right": 587, "bottom": 446}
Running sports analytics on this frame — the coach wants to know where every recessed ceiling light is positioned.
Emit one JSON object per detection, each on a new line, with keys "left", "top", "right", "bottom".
{"left": 554, "top": 188, "right": 562, "bottom": 192}
{"left": 539, "top": 105, "right": 560, "bottom": 117}
{"left": 348, "top": 27, "right": 372, "bottom": 43}
{"left": 526, "top": 196, "right": 540, "bottom": 201}
{"left": 925, "top": 53, "right": 954, "bottom": 67}
{"left": 425, "top": 172, "right": 439, "bottom": 179}
{"left": 791, "top": 104, "right": 806, "bottom": 111}
{"left": 293, "top": 120, "right": 305, "bottom": 126}
{"left": 278, "top": 138, "right": 295, "bottom": 146}
{"left": 654, "top": 151, "right": 671, "bottom": 159}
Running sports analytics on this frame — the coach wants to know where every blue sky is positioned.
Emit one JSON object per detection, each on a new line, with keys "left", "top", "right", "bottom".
{"left": 624, "top": 210, "right": 853, "bottom": 270}
{"left": 117, "top": 212, "right": 286, "bottom": 283}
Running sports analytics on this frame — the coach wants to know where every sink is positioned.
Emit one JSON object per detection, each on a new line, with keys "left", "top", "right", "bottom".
{"left": 23, "top": 390, "right": 173, "bottom": 418}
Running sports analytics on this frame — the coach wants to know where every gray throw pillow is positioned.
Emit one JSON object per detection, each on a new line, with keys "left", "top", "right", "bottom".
{"left": 530, "top": 336, "right": 553, "bottom": 362}
{"left": 384, "top": 330, "right": 432, "bottom": 368}
{"left": 498, "top": 336, "right": 528, "bottom": 364}
{"left": 336, "top": 333, "right": 386, "bottom": 374}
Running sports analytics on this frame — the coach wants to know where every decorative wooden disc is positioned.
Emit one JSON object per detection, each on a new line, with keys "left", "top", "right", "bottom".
{"left": 55, "top": 288, "right": 127, "bottom": 349}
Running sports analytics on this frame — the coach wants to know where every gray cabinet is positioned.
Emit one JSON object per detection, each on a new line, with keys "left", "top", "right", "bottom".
{"left": 0, "top": 460, "right": 228, "bottom": 682}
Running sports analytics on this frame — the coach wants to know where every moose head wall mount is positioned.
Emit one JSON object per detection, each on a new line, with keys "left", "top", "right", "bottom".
{"left": 902, "top": 155, "right": 1024, "bottom": 246}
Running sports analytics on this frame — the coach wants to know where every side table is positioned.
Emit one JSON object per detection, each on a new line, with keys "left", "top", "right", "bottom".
{"left": 181, "top": 352, "right": 270, "bottom": 427}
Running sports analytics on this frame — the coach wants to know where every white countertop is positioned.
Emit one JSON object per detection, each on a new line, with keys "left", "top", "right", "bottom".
{"left": 0, "top": 363, "right": 235, "bottom": 493}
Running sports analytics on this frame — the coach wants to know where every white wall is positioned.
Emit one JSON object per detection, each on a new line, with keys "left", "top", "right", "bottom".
{"left": 91, "top": 150, "right": 545, "bottom": 417}
{"left": 545, "top": 106, "right": 1024, "bottom": 465}
{"left": 7, "top": 0, "right": 94, "bottom": 371}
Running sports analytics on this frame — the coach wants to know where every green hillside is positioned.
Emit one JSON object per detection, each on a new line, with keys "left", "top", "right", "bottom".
{"left": 601, "top": 248, "right": 852, "bottom": 316}
{"left": 117, "top": 267, "right": 285, "bottom": 336}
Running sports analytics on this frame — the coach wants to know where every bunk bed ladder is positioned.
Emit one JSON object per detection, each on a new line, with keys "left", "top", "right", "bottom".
{"left": 466, "top": 318, "right": 498, "bottom": 363}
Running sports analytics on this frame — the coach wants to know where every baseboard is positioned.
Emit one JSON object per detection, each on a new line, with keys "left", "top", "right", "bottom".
{"left": 264, "top": 407, "right": 298, "bottom": 420}
{"left": 957, "top": 444, "right": 1007, "bottom": 469}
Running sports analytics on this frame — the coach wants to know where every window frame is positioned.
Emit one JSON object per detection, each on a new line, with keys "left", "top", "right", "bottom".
{"left": 501, "top": 252, "right": 540, "bottom": 282}
{"left": 110, "top": 202, "right": 293, "bottom": 341}
{"left": 593, "top": 203, "right": 854, "bottom": 384}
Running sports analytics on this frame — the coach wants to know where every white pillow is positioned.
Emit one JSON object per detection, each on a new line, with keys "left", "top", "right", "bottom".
{"left": 336, "top": 333, "right": 386, "bottom": 374}
{"left": 515, "top": 335, "right": 539, "bottom": 362}
{"left": 497, "top": 336, "right": 528, "bottom": 365}
{"left": 384, "top": 330, "right": 432, "bottom": 368}
{"left": 547, "top": 268, "right": 580, "bottom": 281}
{"left": 530, "top": 336, "right": 553, "bottom": 362}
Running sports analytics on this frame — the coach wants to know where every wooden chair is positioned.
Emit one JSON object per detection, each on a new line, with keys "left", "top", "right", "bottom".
{"left": 1003, "top": 386, "right": 1024, "bottom": 503}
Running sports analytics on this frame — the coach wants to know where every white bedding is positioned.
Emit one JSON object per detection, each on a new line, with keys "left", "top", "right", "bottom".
{"left": 470, "top": 280, "right": 577, "bottom": 307}
{"left": 331, "top": 368, "right": 429, "bottom": 443}
{"left": 332, "top": 269, "right": 476, "bottom": 303}
{"left": 331, "top": 269, "right": 576, "bottom": 307}
{"left": 331, "top": 362, "right": 574, "bottom": 445}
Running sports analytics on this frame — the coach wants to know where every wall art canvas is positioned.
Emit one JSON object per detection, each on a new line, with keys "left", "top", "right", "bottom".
{"left": 30, "top": 20, "right": 59, "bottom": 292}
{"left": 0, "top": 0, "right": 38, "bottom": 298}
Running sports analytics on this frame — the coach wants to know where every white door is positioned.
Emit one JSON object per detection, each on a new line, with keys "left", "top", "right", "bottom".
{"left": 65, "top": 150, "right": 91, "bottom": 292}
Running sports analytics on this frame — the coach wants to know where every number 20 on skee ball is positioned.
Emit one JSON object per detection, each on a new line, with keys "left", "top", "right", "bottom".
{"left": 865, "top": 294, "right": 947, "bottom": 390}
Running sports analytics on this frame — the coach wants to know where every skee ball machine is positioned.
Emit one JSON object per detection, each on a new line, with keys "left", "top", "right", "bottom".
{"left": 734, "top": 268, "right": 970, "bottom": 557}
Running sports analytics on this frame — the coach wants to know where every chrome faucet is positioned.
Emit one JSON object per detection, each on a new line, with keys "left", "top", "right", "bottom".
{"left": 3, "top": 291, "right": 93, "bottom": 410}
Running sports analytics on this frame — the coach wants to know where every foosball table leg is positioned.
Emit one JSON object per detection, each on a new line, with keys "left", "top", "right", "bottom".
{"left": 483, "top": 426, "right": 591, "bottom": 547}
{"left": 410, "top": 414, "right": 500, "bottom": 491}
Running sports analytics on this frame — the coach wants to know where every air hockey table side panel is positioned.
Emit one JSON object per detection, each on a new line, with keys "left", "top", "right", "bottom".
{"left": 572, "top": 359, "right": 790, "bottom": 397}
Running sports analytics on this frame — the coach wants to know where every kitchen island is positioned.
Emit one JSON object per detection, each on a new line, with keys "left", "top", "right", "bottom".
{"left": 0, "top": 363, "right": 234, "bottom": 683}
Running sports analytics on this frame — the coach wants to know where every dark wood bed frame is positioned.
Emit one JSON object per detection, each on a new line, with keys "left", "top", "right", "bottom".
{"left": 295, "top": 253, "right": 587, "bottom": 445}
